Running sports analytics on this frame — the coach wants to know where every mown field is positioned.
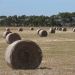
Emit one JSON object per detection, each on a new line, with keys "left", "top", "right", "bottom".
{"left": 0, "top": 27, "right": 75, "bottom": 75}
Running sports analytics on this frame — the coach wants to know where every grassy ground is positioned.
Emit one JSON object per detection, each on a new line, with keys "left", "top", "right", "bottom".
{"left": 0, "top": 27, "right": 75, "bottom": 75}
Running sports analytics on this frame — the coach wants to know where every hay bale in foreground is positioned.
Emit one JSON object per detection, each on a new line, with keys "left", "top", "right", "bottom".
{"left": 18, "top": 28, "right": 23, "bottom": 32}
{"left": 3, "top": 31, "right": 12, "bottom": 38}
{"left": 6, "top": 33, "right": 21, "bottom": 44}
{"left": 39, "top": 30, "right": 48, "bottom": 37}
{"left": 62, "top": 28, "right": 67, "bottom": 31}
{"left": 5, "top": 40, "right": 42, "bottom": 69}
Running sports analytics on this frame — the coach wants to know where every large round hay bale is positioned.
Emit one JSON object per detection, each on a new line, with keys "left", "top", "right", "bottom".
{"left": 39, "top": 30, "right": 48, "bottom": 37}
{"left": 49, "top": 28, "right": 55, "bottom": 33}
{"left": 6, "top": 28, "right": 10, "bottom": 32}
{"left": 3, "top": 31, "right": 12, "bottom": 38}
{"left": 18, "top": 28, "right": 23, "bottom": 32}
{"left": 62, "top": 28, "right": 67, "bottom": 31}
{"left": 6, "top": 33, "right": 21, "bottom": 44}
{"left": 37, "top": 29, "right": 42, "bottom": 34}
{"left": 5, "top": 40, "right": 42, "bottom": 69}
{"left": 73, "top": 28, "right": 75, "bottom": 32}
{"left": 30, "top": 27, "right": 34, "bottom": 30}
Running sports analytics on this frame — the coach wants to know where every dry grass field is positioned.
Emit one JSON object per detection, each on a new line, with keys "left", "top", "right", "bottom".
{"left": 0, "top": 27, "right": 75, "bottom": 75}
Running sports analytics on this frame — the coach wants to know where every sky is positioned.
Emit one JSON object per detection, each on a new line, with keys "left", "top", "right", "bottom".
{"left": 0, "top": 0, "right": 75, "bottom": 16}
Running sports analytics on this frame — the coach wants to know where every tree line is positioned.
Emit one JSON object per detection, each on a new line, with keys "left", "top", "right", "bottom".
{"left": 0, "top": 12, "right": 75, "bottom": 27}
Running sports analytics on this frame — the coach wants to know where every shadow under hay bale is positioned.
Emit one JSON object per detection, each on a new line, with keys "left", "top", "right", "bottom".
{"left": 18, "top": 28, "right": 23, "bottom": 32}
{"left": 5, "top": 40, "right": 42, "bottom": 69}
{"left": 3, "top": 31, "right": 12, "bottom": 38}
{"left": 39, "top": 30, "right": 48, "bottom": 37}
{"left": 6, "top": 33, "right": 21, "bottom": 44}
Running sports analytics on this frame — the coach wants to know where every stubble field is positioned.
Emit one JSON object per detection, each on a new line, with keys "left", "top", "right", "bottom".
{"left": 0, "top": 27, "right": 75, "bottom": 75}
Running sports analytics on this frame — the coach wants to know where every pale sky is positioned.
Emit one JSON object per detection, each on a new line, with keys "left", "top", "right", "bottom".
{"left": 0, "top": 0, "right": 75, "bottom": 16}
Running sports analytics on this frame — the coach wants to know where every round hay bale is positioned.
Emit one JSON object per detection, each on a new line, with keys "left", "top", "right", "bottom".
{"left": 5, "top": 40, "right": 42, "bottom": 69}
{"left": 6, "top": 28, "right": 10, "bottom": 31}
{"left": 3, "top": 31, "right": 12, "bottom": 38}
{"left": 56, "top": 27, "right": 59, "bottom": 30}
{"left": 30, "top": 27, "right": 34, "bottom": 30}
{"left": 53, "top": 27, "right": 56, "bottom": 30}
{"left": 18, "top": 28, "right": 23, "bottom": 32}
{"left": 58, "top": 27, "right": 62, "bottom": 31}
{"left": 6, "top": 33, "right": 21, "bottom": 44}
{"left": 73, "top": 28, "right": 75, "bottom": 32}
{"left": 37, "top": 29, "right": 42, "bottom": 34}
{"left": 49, "top": 28, "right": 55, "bottom": 33}
{"left": 62, "top": 28, "right": 67, "bottom": 31}
{"left": 39, "top": 30, "right": 48, "bottom": 37}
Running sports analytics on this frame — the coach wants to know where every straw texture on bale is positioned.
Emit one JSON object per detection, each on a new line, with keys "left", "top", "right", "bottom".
{"left": 39, "top": 30, "right": 48, "bottom": 37}
{"left": 3, "top": 31, "right": 12, "bottom": 38}
{"left": 18, "top": 28, "right": 23, "bottom": 31}
{"left": 5, "top": 40, "right": 42, "bottom": 69}
{"left": 62, "top": 28, "right": 67, "bottom": 31}
{"left": 6, "top": 33, "right": 21, "bottom": 44}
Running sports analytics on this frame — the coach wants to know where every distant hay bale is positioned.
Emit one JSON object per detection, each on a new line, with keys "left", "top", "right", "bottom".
{"left": 53, "top": 27, "right": 56, "bottom": 30}
{"left": 6, "top": 33, "right": 21, "bottom": 44}
{"left": 3, "top": 31, "right": 12, "bottom": 38}
{"left": 5, "top": 40, "right": 42, "bottom": 69}
{"left": 39, "top": 30, "right": 48, "bottom": 37}
{"left": 37, "top": 29, "right": 42, "bottom": 34}
{"left": 6, "top": 28, "right": 10, "bottom": 31}
{"left": 62, "top": 28, "right": 67, "bottom": 31}
{"left": 30, "top": 27, "right": 34, "bottom": 30}
{"left": 73, "top": 28, "right": 75, "bottom": 32}
{"left": 49, "top": 28, "right": 55, "bottom": 33}
{"left": 56, "top": 27, "right": 59, "bottom": 30}
{"left": 18, "top": 28, "right": 23, "bottom": 32}
{"left": 58, "top": 27, "right": 62, "bottom": 31}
